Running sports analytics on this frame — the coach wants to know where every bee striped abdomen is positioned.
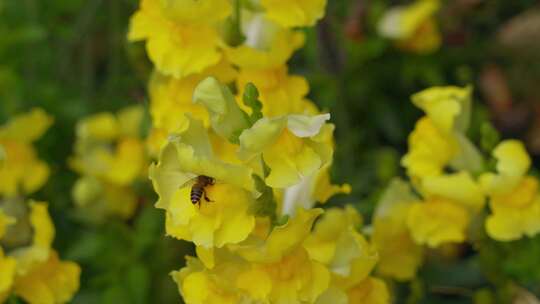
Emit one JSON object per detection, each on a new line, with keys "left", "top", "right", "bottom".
{"left": 190, "top": 187, "right": 203, "bottom": 205}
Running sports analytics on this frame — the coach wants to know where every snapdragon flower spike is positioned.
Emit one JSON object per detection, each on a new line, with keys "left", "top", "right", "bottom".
{"left": 150, "top": 115, "right": 258, "bottom": 248}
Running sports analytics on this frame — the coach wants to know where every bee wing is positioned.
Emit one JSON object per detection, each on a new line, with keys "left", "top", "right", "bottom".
{"left": 177, "top": 173, "right": 198, "bottom": 189}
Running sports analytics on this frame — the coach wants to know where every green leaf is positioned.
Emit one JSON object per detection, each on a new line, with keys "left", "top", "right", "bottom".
{"left": 242, "top": 82, "right": 263, "bottom": 124}
{"left": 250, "top": 174, "right": 277, "bottom": 221}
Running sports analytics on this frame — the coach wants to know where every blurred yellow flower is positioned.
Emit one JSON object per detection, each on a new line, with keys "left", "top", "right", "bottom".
{"left": 378, "top": 0, "right": 441, "bottom": 53}
{"left": 0, "top": 210, "right": 16, "bottom": 300}
{"left": 411, "top": 86, "right": 472, "bottom": 134}
{"left": 71, "top": 106, "right": 146, "bottom": 219}
{"left": 407, "top": 198, "right": 469, "bottom": 248}
{"left": 402, "top": 86, "right": 482, "bottom": 182}
{"left": 345, "top": 277, "right": 390, "bottom": 304}
{"left": 224, "top": 12, "right": 305, "bottom": 69}
{"left": 0, "top": 108, "right": 52, "bottom": 197}
{"left": 481, "top": 140, "right": 540, "bottom": 241}
{"left": 402, "top": 117, "right": 457, "bottom": 181}
{"left": 372, "top": 179, "right": 423, "bottom": 281}
{"left": 173, "top": 257, "right": 240, "bottom": 304}
{"left": 260, "top": 0, "right": 327, "bottom": 28}
{"left": 12, "top": 251, "right": 80, "bottom": 304}
{"left": 128, "top": 0, "right": 228, "bottom": 78}
{"left": 0, "top": 202, "right": 80, "bottom": 303}
{"left": 238, "top": 114, "right": 333, "bottom": 188}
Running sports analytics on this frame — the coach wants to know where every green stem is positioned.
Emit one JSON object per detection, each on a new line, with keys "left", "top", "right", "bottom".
{"left": 228, "top": 0, "right": 244, "bottom": 46}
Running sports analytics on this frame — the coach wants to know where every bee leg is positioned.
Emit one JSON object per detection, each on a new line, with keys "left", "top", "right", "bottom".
{"left": 204, "top": 192, "right": 214, "bottom": 203}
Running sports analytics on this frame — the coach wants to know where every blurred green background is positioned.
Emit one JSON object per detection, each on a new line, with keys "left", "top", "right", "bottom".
{"left": 2, "top": 0, "right": 540, "bottom": 303}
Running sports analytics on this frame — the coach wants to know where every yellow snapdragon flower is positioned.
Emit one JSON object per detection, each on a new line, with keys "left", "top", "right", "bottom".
{"left": 216, "top": 219, "right": 330, "bottom": 303}
{"left": 0, "top": 202, "right": 80, "bottom": 304}
{"left": 236, "top": 65, "right": 319, "bottom": 117}
{"left": 281, "top": 163, "right": 351, "bottom": 215}
{"left": 128, "top": 0, "right": 230, "bottom": 78}
{"left": 372, "top": 179, "right": 423, "bottom": 281}
{"left": 173, "top": 256, "right": 240, "bottom": 304}
{"left": 150, "top": 116, "right": 257, "bottom": 248}
{"left": 192, "top": 77, "right": 252, "bottom": 143}
{"left": 481, "top": 140, "right": 540, "bottom": 241}
{"left": 0, "top": 108, "right": 52, "bottom": 197}
{"left": 148, "top": 60, "right": 237, "bottom": 155}
{"left": 173, "top": 209, "right": 330, "bottom": 304}
{"left": 304, "top": 207, "right": 378, "bottom": 284}
{"left": 406, "top": 172, "right": 484, "bottom": 248}
{"left": 238, "top": 113, "right": 333, "bottom": 188}
{"left": 400, "top": 86, "right": 486, "bottom": 248}
{"left": 402, "top": 86, "right": 482, "bottom": 183}
{"left": 224, "top": 12, "right": 305, "bottom": 69}
{"left": 345, "top": 277, "right": 390, "bottom": 304}
{"left": 71, "top": 105, "right": 147, "bottom": 219}
{"left": 260, "top": 0, "right": 327, "bottom": 28}
{"left": 377, "top": 0, "right": 441, "bottom": 53}
{"left": 407, "top": 198, "right": 470, "bottom": 248}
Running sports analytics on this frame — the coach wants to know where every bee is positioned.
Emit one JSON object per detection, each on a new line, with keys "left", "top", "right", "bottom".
{"left": 190, "top": 175, "right": 215, "bottom": 208}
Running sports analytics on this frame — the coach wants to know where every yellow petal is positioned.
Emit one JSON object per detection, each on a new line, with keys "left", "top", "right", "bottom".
{"left": 234, "top": 208, "right": 323, "bottom": 262}
{"left": 422, "top": 171, "right": 485, "bottom": 212}
{"left": 260, "top": 0, "right": 327, "bottom": 27}
{"left": 236, "top": 268, "right": 272, "bottom": 300}
{"left": 0, "top": 108, "right": 53, "bottom": 143}
{"left": 192, "top": 77, "right": 250, "bottom": 142}
{"left": 0, "top": 249, "right": 16, "bottom": 294}
{"left": 13, "top": 251, "right": 80, "bottom": 304}
{"left": 160, "top": 0, "right": 231, "bottom": 24}
{"left": 407, "top": 199, "right": 469, "bottom": 248}
{"left": 224, "top": 15, "right": 305, "bottom": 69}
{"left": 411, "top": 85, "right": 471, "bottom": 133}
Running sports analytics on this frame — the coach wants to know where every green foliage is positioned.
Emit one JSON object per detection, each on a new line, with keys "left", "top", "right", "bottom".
{"left": 242, "top": 82, "right": 264, "bottom": 124}
{"left": 2, "top": 0, "right": 540, "bottom": 303}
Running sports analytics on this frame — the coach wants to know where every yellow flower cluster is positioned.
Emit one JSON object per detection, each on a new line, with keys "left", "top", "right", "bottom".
{"left": 146, "top": 74, "right": 387, "bottom": 303}
{"left": 373, "top": 85, "right": 540, "bottom": 282}
{"left": 70, "top": 106, "right": 147, "bottom": 220}
{"left": 377, "top": 0, "right": 441, "bottom": 53}
{"left": 129, "top": 1, "right": 394, "bottom": 303}
{"left": 0, "top": 110, "right": 80, "bottom": 304}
